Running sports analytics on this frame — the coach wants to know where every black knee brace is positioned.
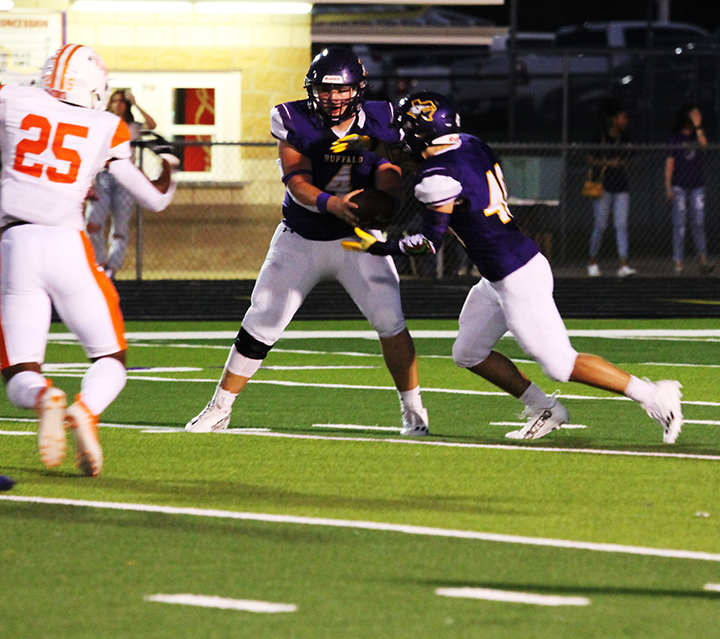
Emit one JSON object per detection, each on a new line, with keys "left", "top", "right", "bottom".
{"left": 234, "top": 327, "right": 273, "bottom": 360}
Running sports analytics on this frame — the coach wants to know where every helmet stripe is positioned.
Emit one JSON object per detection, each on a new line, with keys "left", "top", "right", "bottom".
{"left": 59, "top": 44, "right": 83, "bottom": 90}
{"left": 48, "top": 44, "right": 74, "bottom": 88}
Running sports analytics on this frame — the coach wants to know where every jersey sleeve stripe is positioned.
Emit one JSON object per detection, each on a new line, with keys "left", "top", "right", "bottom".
{"left": 111, "top": 119, "right": 131, "bottom": 149}
{"left": 80, "top": 232, "right": 127, "bottom": 351}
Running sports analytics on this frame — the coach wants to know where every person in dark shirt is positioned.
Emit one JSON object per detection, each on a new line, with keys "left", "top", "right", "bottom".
{"left": 587, "top": 100, "right": 636, "bottom": 278}
{"left": 341, "top": 91, "right": 683, "bottom": 443}
{"left": 185, "top": 47, "right": 429, "bottom": 437}
{"left": 665, "top": 103, "right": 713, "bottom": 275}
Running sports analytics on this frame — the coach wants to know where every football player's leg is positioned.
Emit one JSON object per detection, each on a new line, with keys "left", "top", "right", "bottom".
{"left": 504, "top": 255, "right": 681, "bottom": 442}
{"left": 1, "top": 227, "right": 67, "bottom": 466}
{"left": 187, "top": 226, "right": 322, "bottom": 431}
{"left": 50, "top": 231, "right": 129, "bottom": 475}
{"left": 85, "top": 170, "right": 113, "bottom": 268}
{"left": 338, "top": 250, "right": 428, "bottom": 435}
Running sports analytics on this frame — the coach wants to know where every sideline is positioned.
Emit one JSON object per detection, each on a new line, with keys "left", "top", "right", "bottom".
{"left": 2, "top": 495, "right": 720, "bottom": 562}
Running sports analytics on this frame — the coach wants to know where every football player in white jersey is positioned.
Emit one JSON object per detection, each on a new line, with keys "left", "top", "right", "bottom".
{"left": 0, "top": 44, "right": 177, "bottom": 476}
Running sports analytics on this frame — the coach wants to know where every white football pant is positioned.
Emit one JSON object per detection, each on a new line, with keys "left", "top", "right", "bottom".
{"left": 0, "top": 224, "right": 126, "bottom": 368}
{"left": 452, "top": 252, "right": 578, "bottom": 382}
{"left": 241, "top": 223, "right": 407, "bottom": 345}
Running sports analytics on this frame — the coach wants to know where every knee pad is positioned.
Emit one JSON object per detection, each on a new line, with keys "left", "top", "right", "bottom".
{"left": 234, "top": 327, "right": 273, "bottom": 360}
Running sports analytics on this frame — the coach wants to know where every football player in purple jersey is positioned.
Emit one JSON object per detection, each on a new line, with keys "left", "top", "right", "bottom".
{"left": 341, "top": 91, "right": 684, "bottom": 443}
{"left": 186, "top": 47, "right": 429, "bottom": 436}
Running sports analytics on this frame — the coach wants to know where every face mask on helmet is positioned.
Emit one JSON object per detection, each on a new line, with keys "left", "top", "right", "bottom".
{"left": 42, "top": 44, "right": 109, "bottom": 111}
{"left": 396, "top": 91, "right": 461, "bottom": 155}
{"left": 305, "top": 47, "right": 367, "bottom": 125}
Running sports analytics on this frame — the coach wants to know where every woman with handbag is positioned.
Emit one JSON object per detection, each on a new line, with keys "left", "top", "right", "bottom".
{"left": 586, "top": 100, "right": 636, "bottom": 278}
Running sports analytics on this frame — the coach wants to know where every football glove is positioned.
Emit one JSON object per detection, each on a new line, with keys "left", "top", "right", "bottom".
{"left": 340, "top": 227, "right": 378, "bottom": 252}
{"left": 330, "top": 134, "right": 376, "bottom": 154}
{"left": 399, "top": 234, "right": 436, "bottom": 256}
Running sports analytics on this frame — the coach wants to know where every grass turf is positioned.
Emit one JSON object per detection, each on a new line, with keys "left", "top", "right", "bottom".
{"left": 2, "top": 318, "right": 720, "bottom": 637}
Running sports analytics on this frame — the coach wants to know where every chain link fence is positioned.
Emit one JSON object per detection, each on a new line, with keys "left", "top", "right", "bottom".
{"left": 107, "top": 139, "right": 720, "bottom": 281}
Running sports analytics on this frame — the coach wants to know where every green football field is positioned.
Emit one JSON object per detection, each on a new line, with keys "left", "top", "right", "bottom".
{"left": 2, "top": 317, "right": 720, "bottom": 638}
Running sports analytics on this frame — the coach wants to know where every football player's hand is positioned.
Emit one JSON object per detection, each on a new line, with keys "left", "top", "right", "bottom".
{"left": 399, "top": 234, "right": 436, "bottom": 256}
{"left": 330, "top": 134, "right": 375, "bottom": 154}
{"left": 341, "top": 227, "right": 378, "bottom": 252}
{"left": 328, "top": 189, "right": 361, "bottom": 226}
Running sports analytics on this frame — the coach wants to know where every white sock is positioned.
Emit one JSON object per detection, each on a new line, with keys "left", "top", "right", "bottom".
{"left": 519, "top": 382, "right": 552, "bottom": 411}
{"left": 624, "top": 375, "right": 655, "bottom": 407}
{"left": 212, "top": 386, "right": 238, "bottom": 412}
{"left": 398, "top": 386, "right": 423, "bottom": 413}
{"left": 80, "top": 357, "right": 127, "bottom": 416}
{"left": 7, "top": 371, "right": 48, "bottom": 409}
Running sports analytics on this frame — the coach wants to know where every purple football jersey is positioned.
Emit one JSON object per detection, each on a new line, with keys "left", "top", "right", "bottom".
{"left": 271, "top": 100, "right": 401, "bottom": 241}
{"left": 415, "top": 134, "right": 539, "bottom": 282}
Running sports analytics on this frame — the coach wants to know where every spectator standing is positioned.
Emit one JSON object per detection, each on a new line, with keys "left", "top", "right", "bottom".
{"left": 85, "top": 90, "right": 157, "bottom": 279}
{"left": 665, "top": 103, "right": 714, "bottom": 275}
{"left": 587, "top": 100, "right": 636, "bottom": 278}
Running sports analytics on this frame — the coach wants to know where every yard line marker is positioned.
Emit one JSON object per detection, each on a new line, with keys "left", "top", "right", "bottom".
{"left": 686, "top": 420, "right": 720, "bottom": 426}
{"left": 312, "top": 423, "right": 397, "bottom": 432}
{"left": 144, "top": 594, "right": 296, "bottom": 613}
{"left": 435, "top": 588, "right": 590, "bottom": 606}
{"left": 704, "top": 584, "right": 720, "bottom": 592}
{"left": 3, "top": 495, "right": 720, "bottom": 562}
{"left": 0, "top": 429, "right": 34, "bottom": 436}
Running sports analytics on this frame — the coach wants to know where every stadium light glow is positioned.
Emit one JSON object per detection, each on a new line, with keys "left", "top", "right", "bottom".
{"left": 0, "top": 1, "right": 14, "bottom": 10}
{"left": 194, "top": 2, "right": 312, "bottom": 14}
{"left": 72, "top": 1, "right": 193, "bottom": 12}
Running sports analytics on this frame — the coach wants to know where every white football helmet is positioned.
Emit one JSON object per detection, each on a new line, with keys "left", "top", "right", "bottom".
{"left": 42, "top": 44, "right": 109, "bottom": 111}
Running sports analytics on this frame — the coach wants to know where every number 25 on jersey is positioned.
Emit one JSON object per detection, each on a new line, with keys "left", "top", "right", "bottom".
{"left": 13, "top": 114, "right": 88, "bottom": 184}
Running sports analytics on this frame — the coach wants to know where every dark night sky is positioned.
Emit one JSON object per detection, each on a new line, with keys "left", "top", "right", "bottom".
{"left": 456, "top": 0, "right": 720, "bottom": 34}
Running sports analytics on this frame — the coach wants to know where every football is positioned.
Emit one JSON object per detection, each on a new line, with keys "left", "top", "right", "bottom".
{"left": 350, "top": 188, "right": 398, "bottom": 231}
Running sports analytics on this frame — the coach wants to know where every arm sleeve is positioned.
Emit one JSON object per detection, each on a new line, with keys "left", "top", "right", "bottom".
{"left": 108, "top": 158, "right": 176, "bottom": 212}
{"left": 415, "top": 172, "right": 462, "bottom": 208}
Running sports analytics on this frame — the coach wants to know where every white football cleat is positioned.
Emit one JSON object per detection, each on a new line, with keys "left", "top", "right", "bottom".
{"left": 66, "top": 400, "right": 102, "bottom": 477}
{"left": 400, "top": 407, "right": 429, "bottom": 437}
{"left": 643, "top": 380, "right": 683, "bottom": 444}
{"left": 36, "top": 386, "right": 67, "bottom": 468}
{"left": 506, "top": 396, "right": 570, "bottom": 440}
{"left": 185, "top": 401, "right": 231, "bottom": 433}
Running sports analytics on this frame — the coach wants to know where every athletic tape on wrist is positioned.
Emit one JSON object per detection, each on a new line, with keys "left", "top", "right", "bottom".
{"left": 316, "top": 191, "right": 332, "bottom": 214}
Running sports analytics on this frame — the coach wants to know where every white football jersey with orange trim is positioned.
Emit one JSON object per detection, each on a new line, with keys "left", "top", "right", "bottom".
{"left": 0, "top": 83, "right": 131, "bottom": 230}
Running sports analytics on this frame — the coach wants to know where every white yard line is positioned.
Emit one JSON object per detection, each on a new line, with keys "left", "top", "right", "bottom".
{"left": 435, "top": 587, "right": 590, "bottom": 606}
{"left": 2, "top": 494, "right": 719, "bottom": 562}
{"left": 0, "top": 429, "right": 34, "bottom": 436}
{"left": 704, "top": 584, "right": 720, "bottom": 592}
{"left": 2, "top": 417, "right": 718, "bottom": 460}
{"left": 312, "top": 424, "right": 398, "bottom": 432}
{"left": 144, "top": 594, "right": 296, "bottom": 613}
{"left": 260, "top": 365, "right": 376, "bottom": 370}
{"left": 46, "top": 329, "right": 720, "bottom": 343}
{"left": 491, "top": 422, "right": 587, "bottom": 429}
